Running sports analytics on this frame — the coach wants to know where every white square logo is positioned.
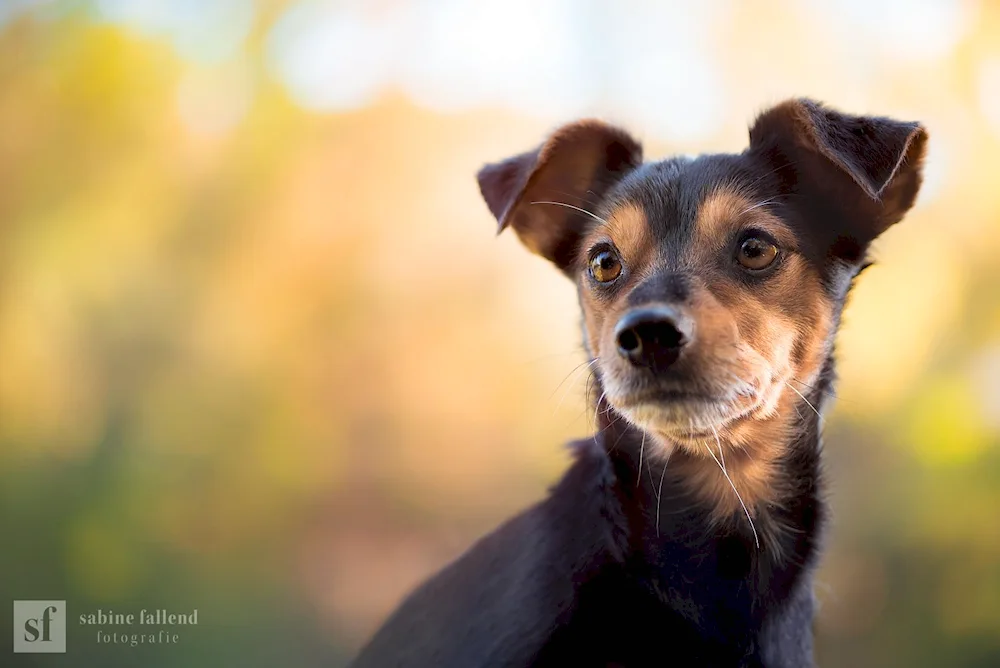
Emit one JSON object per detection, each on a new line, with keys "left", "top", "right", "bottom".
{"left": 12, "top": 601, "right": 66, "bottom": 653}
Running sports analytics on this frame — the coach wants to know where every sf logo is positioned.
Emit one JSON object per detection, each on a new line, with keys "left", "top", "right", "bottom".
{"left": 13, "top": 601, "right": 66, "bottom": 653}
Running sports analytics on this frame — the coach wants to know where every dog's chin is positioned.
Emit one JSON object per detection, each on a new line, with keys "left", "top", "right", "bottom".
{"left": 610, "top": 387, "right": 759, "bottom": 449}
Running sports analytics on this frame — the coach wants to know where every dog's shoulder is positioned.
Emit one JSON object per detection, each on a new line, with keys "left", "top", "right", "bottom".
{"left": 547, "top": 438, "right": 632, "bottom": 566}
{"left": 350, "top": 441, "right": 629, "bottom": 668}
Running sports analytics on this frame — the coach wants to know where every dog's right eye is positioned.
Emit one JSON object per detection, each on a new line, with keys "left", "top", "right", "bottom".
{"left": 589, "top": 249, "right": 622, "bottom": 283}
{"left": 736, "top": 235, "right": 779, "bottom": 271}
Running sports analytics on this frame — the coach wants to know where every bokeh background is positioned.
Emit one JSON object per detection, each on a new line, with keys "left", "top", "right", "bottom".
{"left": 2, "top": 0, "right": 999, "bottom": 665}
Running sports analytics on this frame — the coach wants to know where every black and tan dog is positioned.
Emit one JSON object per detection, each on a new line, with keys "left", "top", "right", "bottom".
{"left": 351, "top": 99, "right": 926, "bottom": 667}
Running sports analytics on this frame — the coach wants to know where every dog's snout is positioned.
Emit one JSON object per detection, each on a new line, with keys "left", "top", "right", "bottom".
{"left": 615, "top": 307, "right": 691, "bottom": 370}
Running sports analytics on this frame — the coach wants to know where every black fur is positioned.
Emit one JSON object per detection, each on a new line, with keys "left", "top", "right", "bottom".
{"left": 351, "top": 398, "right": 824, "bottom": 668}
{"left": 349, "top": 99, "right": 925, "bottom": 668}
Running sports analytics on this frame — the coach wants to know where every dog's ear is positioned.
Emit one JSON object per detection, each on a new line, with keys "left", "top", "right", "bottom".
{"left": 477, "top": 121, "right": 642, "bottom": 275}
{"left": 749, "top": 98, "right": 927, "bottom": 262}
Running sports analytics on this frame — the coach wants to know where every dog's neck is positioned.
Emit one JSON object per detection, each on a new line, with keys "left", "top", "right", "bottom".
{"left": 592, "top": 371, "right": 829, "bottom": 561}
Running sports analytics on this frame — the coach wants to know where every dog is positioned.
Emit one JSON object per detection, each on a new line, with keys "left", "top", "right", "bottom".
{"left": 350, "top": 98, "right": 927, "bottom": 667}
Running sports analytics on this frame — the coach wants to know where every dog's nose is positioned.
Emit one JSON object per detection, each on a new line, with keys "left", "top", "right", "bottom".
{"left": 615, "top": 306, "right": 691, "bottom": 370}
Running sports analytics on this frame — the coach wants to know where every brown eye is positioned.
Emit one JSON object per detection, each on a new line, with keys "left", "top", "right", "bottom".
{"left": 589, "top": 250, "right": 622, "bottom": 283}
{"left": 737, "top": 236, "right": 779, "bottom": 271}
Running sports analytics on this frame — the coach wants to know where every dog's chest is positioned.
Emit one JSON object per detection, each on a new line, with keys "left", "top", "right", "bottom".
{"left": 533, "top": 567, "right": 767, "bottom": 668}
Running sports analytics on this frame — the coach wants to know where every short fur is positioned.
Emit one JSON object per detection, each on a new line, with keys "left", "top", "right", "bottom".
{"left": 350, "top": 99, "right": 926, "bottom": 667}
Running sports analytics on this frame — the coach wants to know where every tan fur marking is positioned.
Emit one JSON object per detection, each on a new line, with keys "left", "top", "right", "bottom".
{"left": 693, "top": 187, "right": 797, "bottom": 253}
{"left": 605, "top": 204, "right": 654, "bottom": 269}
{"left": 694, "top": 188, "right": 748, "bottom": 243}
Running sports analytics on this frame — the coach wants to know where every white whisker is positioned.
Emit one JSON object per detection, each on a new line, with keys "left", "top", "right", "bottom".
{"left": 592, "top": 390, "right": 609, "bottom": 447}
{"left": 789, "top": 376, "right": 842, "bottom": 401}
{"left": 530, "top": 200, "right": 609, "bottom": 225}
{"left": 597, "top": 410, "right": 626, "bottom": 437}
{"left": 552, "top": 358, "right": 599, "bottom": 416}
{"left": 593, "top": 390, "right": 607, "bottom": 426}
{"left": 655, "top": 458, "right": 669, "bottom": 537}
{"left": 737, "top": 196, "right": 780, "bottom": 216}
{"left": 708, "top": 426, "right": 759, "bottom": 549}
{"left": 637, "top": 429, "right": 646, "bottom": 488}
{"left": 784, "top": 381, "right": 823, "bottom": 424}
{"left": 549, "top": 357, "right": 597, "bottom": 400}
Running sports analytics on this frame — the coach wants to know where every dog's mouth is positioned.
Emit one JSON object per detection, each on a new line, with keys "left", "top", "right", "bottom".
{"left": 619, "top": 389, "right": 716, "bottom": 405}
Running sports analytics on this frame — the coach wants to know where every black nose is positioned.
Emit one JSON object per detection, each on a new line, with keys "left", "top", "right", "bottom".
{"left": 615, "top": 306, "right": 691, "bottom": 370}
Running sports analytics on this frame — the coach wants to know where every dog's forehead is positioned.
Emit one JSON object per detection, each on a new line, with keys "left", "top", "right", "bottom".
{"left": 601, "top": 153, "right": 776, "bottom": 263}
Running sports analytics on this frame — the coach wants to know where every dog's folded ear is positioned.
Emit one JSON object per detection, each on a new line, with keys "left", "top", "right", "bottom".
{"left": 749, "top": 99, "right": 927, "bottom": 262}
{"left": 477, "top": 121, "right": 642, "bottom": 275}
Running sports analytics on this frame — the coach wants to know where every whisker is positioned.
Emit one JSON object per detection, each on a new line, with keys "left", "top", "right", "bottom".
{"left": 596, "top": 410, "right": 626, "bottom": 439}
{"left": 655, "top": 458, "right": 670, "bottom": 538}
{"left": 551, "top": 358, "right": 599, "bottom": 415}
{"left": 530, "top": 200, "right": 609, "bottom": 225}
{"left": 548, "top": 188, "right": 605, "bottom": 211}
{"left": 592, "top": 390, "right": 607, "bottom": 428}
{"left": 740, "top": 160, "right": 798, "bottom": 191}
{"left": 784, "top": 381, "right": 824, "bottom": 424}
{"left": 788, "top": 377, "right": 845, "bottom": 402}
{"left": 592, "top": 391, "right": 628, "bottom": 447}
{"left": 708, "top": 426, "right": 759, "bottom": 549}
{"left": 564, "top": 372, "right": 601, "bottom": 430}
{"left": 637, "top": 430, "right": 646, "bottom": 488}
{"left": 737, "top": 196, "right": 780, "bottom": 217}
{"left": 607, "top": 422, "right": 632, "bottom": 454}
{"left": 548, "top": 357, "right": 594, "bottom": 400}
{"left": 585, "top": 367, "right": 604, "bottom": 404}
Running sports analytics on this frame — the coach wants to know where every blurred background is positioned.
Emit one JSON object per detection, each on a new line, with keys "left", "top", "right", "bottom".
{"left": 1, "top": 0, "right": 999, "bottom": 665}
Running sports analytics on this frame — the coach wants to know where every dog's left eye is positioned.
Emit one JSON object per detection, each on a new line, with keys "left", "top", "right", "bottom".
{"left": 736, "top": 236, "right": 779, "bottom": 271}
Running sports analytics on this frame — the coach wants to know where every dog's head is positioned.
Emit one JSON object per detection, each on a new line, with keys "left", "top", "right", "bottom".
{"left": 478, "top": 99, "right": 926, "bottom": 464}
